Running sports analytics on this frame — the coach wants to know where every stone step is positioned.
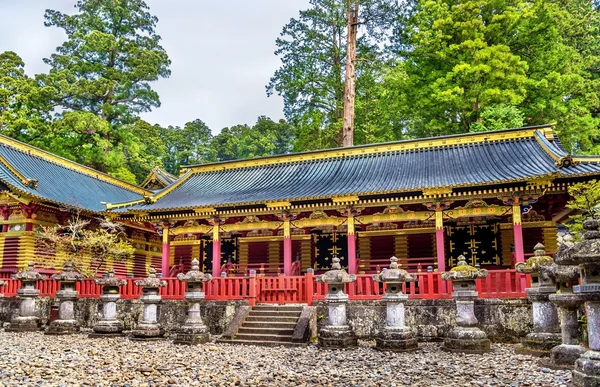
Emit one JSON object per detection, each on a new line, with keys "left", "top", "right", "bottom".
{"left": 247, "top": 310, "right": 301, "bottom": 318}
{"left": 242, "top": 321, "right": 297, "bottom": 329}
{"left": 237, "top": 327, "right": 295, "bottom": 336}
{"left": 253, "top": 305, "right": 304, "bottom": 312}
{"left": 218, "top": 339, "right": 306, "bottom": 347}
{"left": 233, "top": 333, "right": 295, "bottom": 342}
{"left": 245, "top": 316, "right": 299, "bottom": 323}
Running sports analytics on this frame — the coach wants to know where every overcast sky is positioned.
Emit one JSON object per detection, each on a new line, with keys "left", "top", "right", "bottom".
{"left": 0, "top": 0, "right": 309, "bottom": 133}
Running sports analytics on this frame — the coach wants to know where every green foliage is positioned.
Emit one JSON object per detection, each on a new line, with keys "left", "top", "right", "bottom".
{"left": 268, "top": 0, "right": 401, "bottom": 150}
{"left": 566, "top": 180, "right": 600, "bottom": 238}
{"left": 159, "top": 119, "right": 215, "bottom": 174}
{"left": 470, "top": 104, "right": 525, "bottom": 132}
{"left": 0, "top": 51, "right": 51, "bottom": 141}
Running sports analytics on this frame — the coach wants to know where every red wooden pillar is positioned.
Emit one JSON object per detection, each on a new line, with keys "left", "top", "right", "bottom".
{"left": 512, "top": 204, "right": 525, "bottom": 265}
{"left": 435, "top": 210, "right": 445, "bottom": 273}
{"left": 161, "top": 225, "right": 170, "bottom": 277}
{"left": 212, "top": 222, "right": 221, "bottom": 277}
{"left": 347, "top": 214, "right": 357, "bottom": 274}
{"left": 283, "top": 219, "right": 292, "bottom": 275}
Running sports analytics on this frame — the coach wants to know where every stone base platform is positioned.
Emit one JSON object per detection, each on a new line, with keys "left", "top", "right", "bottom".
{"left": 516, "top": 332, "right": 562, "bottom": 357}
{"left": 318, "top": 325, "right": 357, "bottom": 348}
{"left": 92, "top": 320, "right": 124, "bottom": 335}
{"left": 443, "top": 327, "right": 491, "bottom": 354}
{"left": 45, "top": 319, "right": 79, "bottom": 335}
{"left": 131, "top": 323, "right": 164, "bottom": 340}
{"left": 573, "top": 350, "right": 600, "bottom": 387}
{"left": 375, "top": 327, "right": 418, "bottom": 352}
{"left": 5, "top": 317, "right": 41, "bottom": 332}
{"left": 174, "top": 324, "right": 211, "bottom": 345}
{"left": 549, "top": 344, "right": 585, "bottom": 367}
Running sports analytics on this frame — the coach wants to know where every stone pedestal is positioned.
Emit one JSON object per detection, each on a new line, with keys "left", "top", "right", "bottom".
{"left": 515, "top": 244, "right": 561, "bottom": 356}
{"left": 174, "top": 259, "right": 212, "bottom": 345}
{"left": 373, "top": 257, "right": 418, "bottom": 352}
{"left": 516, "top": 288, "right": 562, "bottom": 356}
{"left": 6, "top": 262, "right": 45, "bottom": 332}
{"left": 547, "top": 253, "right": 584, "bottom": 367}
{"left": 317, "top": 257, "right": 357, "bottom": 348}
{"left": 91, "top": 269, "right": 127, "bottom": 337}
{"left": 561, "top": 219, "right": 600, "bottom": 386}
{"left": 46, "top": 262, "right": 83, "bottom": 335}
{"left": 131, "top": 268, "right": 166, "bottom": 340}
{"left": 442, "top": 255, "right": 491, "bottom": 354}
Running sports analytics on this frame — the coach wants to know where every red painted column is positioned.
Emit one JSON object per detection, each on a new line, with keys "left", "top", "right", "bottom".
{"left": 212, "top": 223, "right": 221, "bottom": 277}
{"left": 161, "top": 226, "right": 170, "bottom": 277}
{"left": 435, "top": 210, "right": 445, "bottom": 273}
{"left": 347, "top": 215, "right": 357, "bottom": 274}
{"left": 283, "top": 219, "right": 292, "bottom": 276}
{"left": 512, "top": 204, "right": 525, "bottom": 264}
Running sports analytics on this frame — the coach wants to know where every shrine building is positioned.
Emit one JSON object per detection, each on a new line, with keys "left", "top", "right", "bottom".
{"left": 0, "top": 124, "right": 599, "bottom": 279}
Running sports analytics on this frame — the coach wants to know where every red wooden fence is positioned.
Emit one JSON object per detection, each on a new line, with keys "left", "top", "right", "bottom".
{"left": 0, "top": 270, "right": 530, "bottom": 305}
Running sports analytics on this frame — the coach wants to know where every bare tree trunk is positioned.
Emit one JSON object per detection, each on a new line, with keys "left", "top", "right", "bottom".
{"left": 342, "top": 0, "right": 359, "bottom": 147}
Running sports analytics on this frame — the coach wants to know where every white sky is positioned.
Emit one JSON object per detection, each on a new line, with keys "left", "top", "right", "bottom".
{"left": 0, "top": 0, "right": 309, "bottom": 133}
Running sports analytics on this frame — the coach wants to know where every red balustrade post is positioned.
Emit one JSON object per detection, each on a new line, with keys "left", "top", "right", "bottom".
{"left": 305, "top": 269, "right": 314, "bottom": 306}
{"left": 248, "top": 270, "right": 257, "bottom": 306}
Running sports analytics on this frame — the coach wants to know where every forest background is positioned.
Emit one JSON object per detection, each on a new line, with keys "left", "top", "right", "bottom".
{"left": 1, "top": 0, "right": 599, "bottom": 184}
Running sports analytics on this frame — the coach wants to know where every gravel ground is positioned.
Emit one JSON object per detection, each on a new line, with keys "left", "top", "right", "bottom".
{"left": 0, "top": 332, "right": 572, "bottom": 387}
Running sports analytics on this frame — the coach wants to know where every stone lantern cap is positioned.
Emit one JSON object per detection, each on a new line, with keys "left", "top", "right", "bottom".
{"left": 316, "top": 257, "right": 357, "bottom": 284}
{"left": 372, "top": 257, "right": 417, "bottom": 283}
{"left": 51, "top": 262, "right": 84, "bottom": 283}
{"left": 441, "top": 255, "right": 488, "bottom": 281}
{"left": 16, "top": 262, "right": 46, "bottom": 282}
{"left": 135, "top": 268, "right": 167, "bottom": 288}
{"left": 177, "top": 259, "right": 212, "bottom": 283}
{"left": 515, "top": 243, "right": 554, "bottom": 274}
{"left": 557, "top": 218, "right": 600, "bottom": 266}
{"left": 95, "top": 268, "right": 127, "bottom": 287}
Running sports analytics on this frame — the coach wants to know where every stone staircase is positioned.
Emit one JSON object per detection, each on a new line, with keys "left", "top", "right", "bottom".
{"left": 219, "top": 305, "right": 308, "bottom": 347}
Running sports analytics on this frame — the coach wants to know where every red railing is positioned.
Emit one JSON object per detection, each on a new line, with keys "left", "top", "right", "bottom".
{"left": 0, "top": 270, "right": 529, "bottom": 304}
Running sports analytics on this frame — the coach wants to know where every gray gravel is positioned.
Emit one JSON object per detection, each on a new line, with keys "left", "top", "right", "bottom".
{"left": 0, "top": 332, "right": 572, "bottom": 386}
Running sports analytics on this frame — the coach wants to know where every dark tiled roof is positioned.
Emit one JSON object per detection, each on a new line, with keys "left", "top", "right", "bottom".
{"left": 111, "top": 126, "right": 600, "bottom": 213}
{"left": 0, "top": 136, "right": 147, "bottom": 212}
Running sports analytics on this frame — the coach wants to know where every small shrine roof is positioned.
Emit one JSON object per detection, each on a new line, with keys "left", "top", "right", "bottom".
{"left": 0, "top": 134, "right": 148, "bottom": 212}
{"left": 140, "top": 166, "right": 178, "bottom": 191}
{"left": 104, "top": 124, "right": 600, "bottom": 214}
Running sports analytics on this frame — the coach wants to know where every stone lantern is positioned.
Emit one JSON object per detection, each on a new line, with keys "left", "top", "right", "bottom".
{"left": 46, "top": 262, "right": 84, "bottom": 335}
{"left": 372, "top": 256, "right": 418, "bottom": 351}
{"left": 91, "top": 268, "right": 127, "bottom": 336}
{"left": 561, "top": 219, "right": 600, "bottom": 386}
{"left": 441, "top": 255, "right": 491, "bottom": 353}
{"left": 548, "top": 244, "right": 584, "bottom": 367}
{"left": 7, "top": 262, "right": 46, "bottom": 332}
{"left": 131, "top": 267, "right": 166, "bottom": 340}
{"left": 174, "top": 258, "right": 213, "bottom": 344}
{"left": 316, "top": 257, "right": 357, "bottom": 348}
{"left": 515, "top": 243, "right": 561, "bottom": 356}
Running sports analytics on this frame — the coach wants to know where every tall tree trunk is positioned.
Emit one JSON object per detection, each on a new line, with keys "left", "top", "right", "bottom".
{"left": 342, "top": 0, "right": 359, "bottom": 147}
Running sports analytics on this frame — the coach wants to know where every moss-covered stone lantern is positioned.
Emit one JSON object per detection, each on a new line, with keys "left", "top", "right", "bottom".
{"left": 515, "top": 243, "right": 561, "bottom": 356}
{"left": 174, "top": 258, "right": 213, "bottom": 344}
{"left": 131, "top": 267, "right": 166, "bottom": 340}
{"left": 547, "top": 243, "right": 584, "bottom": 367}
{"left": 91, "top": 268, "right": 127, "bottom": 336}
{"left": 372, "top": 256, "right": 418, "bottom": 351}
{"left": 316, "top": 257, "right": 357, "bottom": 348}
{"left": 46, "top": 262, "right": 84, "bottom": 335}
{"left": 441, "top": 255, "right": 490, "bottom": 353}
{"left": 6, "top": 262, "right": 46, "bottom": 332}
{"left": 560, "top": 219, "right": 600, "bottom": 386}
